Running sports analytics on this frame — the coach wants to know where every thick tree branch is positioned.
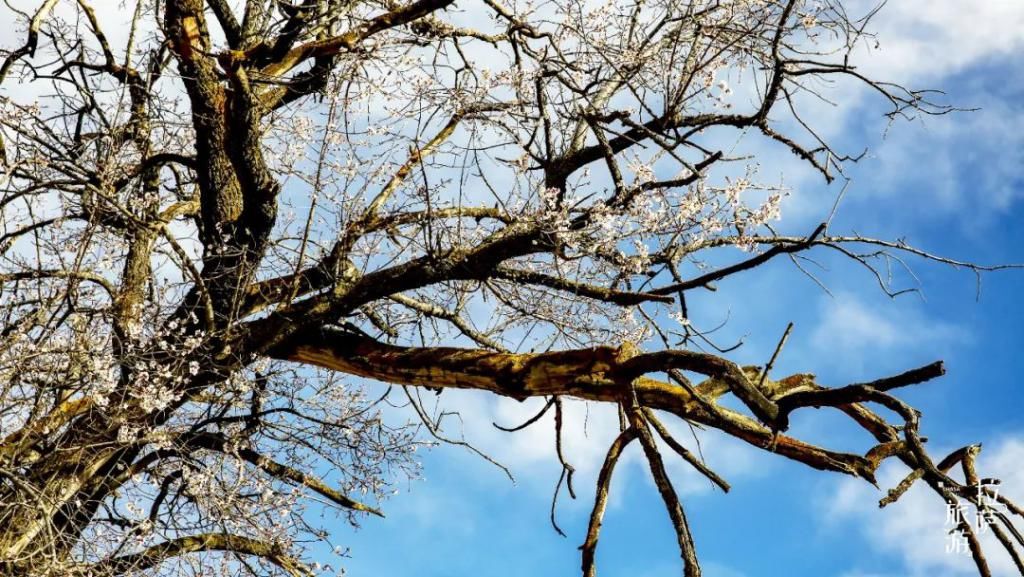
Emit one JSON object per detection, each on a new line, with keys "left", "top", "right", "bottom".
{"left": 252, "top": 0, "right": 456, "bottom": 79}
{"left": 85, "top": 533, "right": 312, "bottom": 576}
{"left": 270, "top": 327, "right": 882, "bottom": 480}
{"left": 631, "top": 409, "right": 700, "bottom": 577}
{"left": 581, "top": 428, "right": 636, "bottom": 577}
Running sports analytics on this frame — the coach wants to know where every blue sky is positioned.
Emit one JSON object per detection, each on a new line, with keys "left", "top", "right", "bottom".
{"left": 5, "top": 1, "right": 1018, "bottom": 575}
{"left": 325, "top": 4, "right": 1024, "bottom": 577}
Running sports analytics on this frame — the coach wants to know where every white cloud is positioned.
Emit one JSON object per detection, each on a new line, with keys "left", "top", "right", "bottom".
{"left": 850, "top": 96, "right": 1024, "bottom": 221}
{"left": 410, "top": 385, "right": 771, "bottom": 512}
{"left": 386, "top": 477, "right": 479, "bottom": 537}
{"left": 810, "top": 292, "right": 965, "bottom": 370}
{"left": 758, "top": 2, "right": 1024, "bottom": 224}
{"left": 850, "top": 0, "right": 1024, "bottom": 83}
{"left": 824, "top": 434, "right": 1024, "bottom": 577}
{"left": 424, "top": 390, "right": 623, "bottom": 479}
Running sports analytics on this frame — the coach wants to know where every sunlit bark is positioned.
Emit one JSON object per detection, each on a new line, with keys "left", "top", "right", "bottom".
{"left": 0, "top": 0, "right": 1019, "bottom": 575}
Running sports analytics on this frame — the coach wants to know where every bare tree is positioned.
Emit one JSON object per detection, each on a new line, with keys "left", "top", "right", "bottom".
{"left": 0, "top": 0, "right": 1020, "bottom": 575}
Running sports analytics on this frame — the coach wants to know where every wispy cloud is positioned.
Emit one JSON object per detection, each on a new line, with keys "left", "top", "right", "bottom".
{"left": 823, "top": 434, "right": 1024, "bottom": 577}
{"left": 850, "top": 0, "right": 1024, "bottom": 82}
{"left": 809, "top": 292, "right": 967, "bottom": 375}
{"left": 851, "top": 92, "right": 1024, "bottom": 223}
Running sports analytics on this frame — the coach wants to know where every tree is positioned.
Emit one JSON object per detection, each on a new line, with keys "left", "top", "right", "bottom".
{"left": 0, "top": 0, "right": 1020, "bottom": 575}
